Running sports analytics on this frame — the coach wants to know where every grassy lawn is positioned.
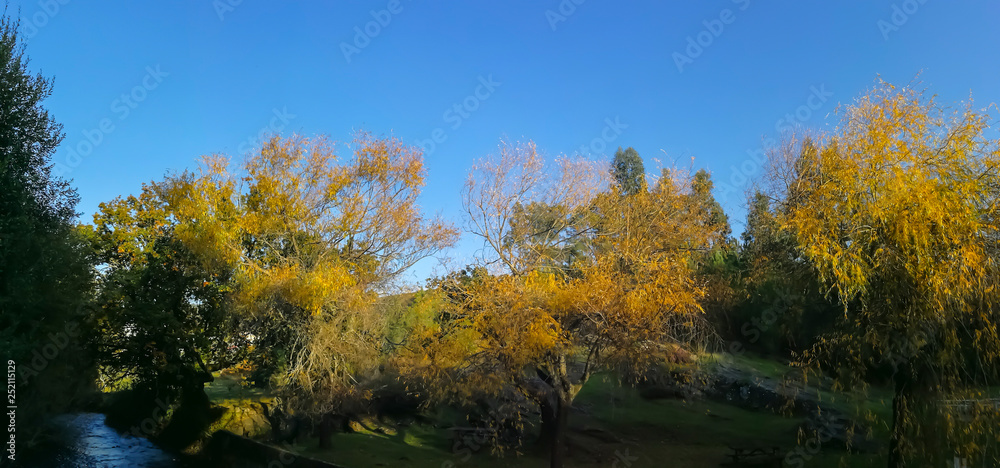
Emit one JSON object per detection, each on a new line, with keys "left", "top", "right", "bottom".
{"left": 205, "top": 364, "right": 889, "bottom": 467}
{"left": 711, "top": 351, "right": 896, "bottom": 441}
{"left": 204, "top": 370, "right": 273, "bottom": 405}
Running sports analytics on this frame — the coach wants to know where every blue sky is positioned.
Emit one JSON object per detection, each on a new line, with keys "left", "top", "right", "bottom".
{"left": 10, "top": 0, "right": 1000, "bottom": 282}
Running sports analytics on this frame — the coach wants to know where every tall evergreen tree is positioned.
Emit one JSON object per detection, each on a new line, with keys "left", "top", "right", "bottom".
{"left": 611, "top": 146, "right": 646, "bottom": 196}
{"left": 730, "top": 190, "right": 836, "bottom": 354}
{"left": 685, "top": 169, "right": 737, "bottom": 333}
{"left": 0, "top": 11, "right": 95, "bottom": 449}
{"left": 690, "top": 169, "right": 731, "bottom": 244}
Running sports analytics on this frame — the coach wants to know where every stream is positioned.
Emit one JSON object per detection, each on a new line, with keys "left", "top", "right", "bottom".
{"left": 21, "top": 413, "right": 197, "bottom": 468}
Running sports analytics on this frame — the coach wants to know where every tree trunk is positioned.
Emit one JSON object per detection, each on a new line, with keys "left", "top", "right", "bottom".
{"left": 538, "top": 396, "right": 556, "bottom": 450}
{"left": 258, "top": 402, "right": 285, "bottom": 443}
{"left": 158, "top": 379, "right": 214, "bottom": 449}
{"left": 318, "top": 414, "right": 333, "bottom": 449}
{"left": 549, "top": 397, "right": 570, "bottom": 468}
{"left": 889, "top": 375, "right": 910, "bottom": 468}
{"left": 536, "top": 394, "right": 571, "bottom": 468}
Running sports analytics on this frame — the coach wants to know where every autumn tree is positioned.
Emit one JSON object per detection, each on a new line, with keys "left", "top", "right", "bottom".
{"left": 0, "top": 13, "right": 95, "bottom": 447}
{"left": 772, "top": 82, "right": 1000, "bottom": 467}
{"left": 154, "top": 133, "right": 457, "bottom": 446}
{"left": 401, "top": 140, "right": 714, "bottom": 468}
{"left": 91, "top": 188, "right": 237, "bottom": 445}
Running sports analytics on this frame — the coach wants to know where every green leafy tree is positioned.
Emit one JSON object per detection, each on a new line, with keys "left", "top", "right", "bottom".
{"left": 91, "top": 134, "right": 456, "bottom": 448}
{"left": 90, "top": 188, "right": 238, "bottom": 446}
{"left": 611, "top": 146, "right": 646, "bottom": 196}
{"left": 0, "top": 12, "right": 95, "bottom": 448}
{"left": 685, "top": 169, "right": 738, "bottom": 326}
{"left": 690, "top": 169, "right": 731, "bottom": 245}
{"left": 729, "top": 190, "right": 836, "bottom": 355}
{"left": 156, "top": 134, "right": 457, "bottom": 447}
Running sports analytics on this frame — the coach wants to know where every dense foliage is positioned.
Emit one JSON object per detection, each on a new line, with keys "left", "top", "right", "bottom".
{"left": 0, "top": 14, "right": 96, "bottom": 448}
{"left": 3, "top": 9, "right": 999, "bottom": 465}
{"left": 773, "top": 83, "right": 1000, "bottom": 467}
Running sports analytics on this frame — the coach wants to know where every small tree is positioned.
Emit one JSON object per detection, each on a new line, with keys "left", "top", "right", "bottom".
{"left": 690, "top": 169, "right": 731, "bottom": 244}
{"left": 686, "top": 169, "right": 738, "bottom": 331}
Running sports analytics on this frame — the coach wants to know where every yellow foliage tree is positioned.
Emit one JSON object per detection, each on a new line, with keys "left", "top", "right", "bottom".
{"left": 400, "top": 140, "right": 715, "bottom": 468}
{"left": 155, "top": 133, "right": 457, "bottom": 440}
{"left": 773, "top": 82, "right": 1000, "bottom": 467}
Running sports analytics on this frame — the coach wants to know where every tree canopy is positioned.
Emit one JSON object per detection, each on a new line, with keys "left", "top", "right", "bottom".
{"left": 773, "top": 82, "right": 1000, "bottom": 467}
{"left": 611, "top": 146, "right": 646, "bottom": 196}
{"left": 93, "top": 134, "right": 457, "bottom": 434}
{"left": 400, "top": 140, "right": 716, "bottom": 468}
{"left": 0, "top": 13, "right": 95, "bottom": 447}
{"left": 5, "top": 25, "right": 1000, "bottom": 465}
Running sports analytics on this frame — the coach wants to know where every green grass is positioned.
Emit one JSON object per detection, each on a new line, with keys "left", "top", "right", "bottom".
{"left": 716, "top": 351, "right": 794, "bottom": 382}
{"left": 579, "top": 375, "right": 801, "bottom": 446}
{"left": 264, "top": 374, "right": 886, "bottom": 468}
{"left": 291, "top": 426, "right": 469, "bottom": 468}
{"left": 707, "top": 350, "right": 898, "bottom": 443}
{"left": 204, "top": 361, "right": 891, "bottom": 468}
{"left": 204, "top": 371, "right": 273, "bottom": 404}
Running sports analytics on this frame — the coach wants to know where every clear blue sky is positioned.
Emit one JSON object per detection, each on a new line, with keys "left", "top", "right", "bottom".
{"left": 10, "top": 0, "right": 1000, "bottom": 282}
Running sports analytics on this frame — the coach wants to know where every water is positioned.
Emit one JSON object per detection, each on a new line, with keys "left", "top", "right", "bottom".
{"left": 21, "top": 413, "right": 191, "bottom": 468}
